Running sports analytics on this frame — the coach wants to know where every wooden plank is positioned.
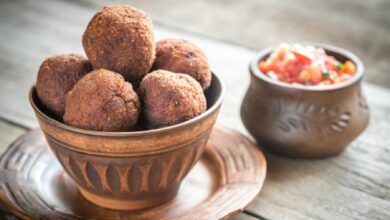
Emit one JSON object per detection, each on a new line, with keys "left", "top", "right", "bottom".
{"left": 364, "top": 83, "right": 390, "bottom": 108}
{"left": 0, "top": 0, "right": 95, "bottom": 128}
{"left": 0, "top": 0, "right": 390, "bottom": 219}
{"left": 0, "top": 120, "right": 26, "bottom": 154}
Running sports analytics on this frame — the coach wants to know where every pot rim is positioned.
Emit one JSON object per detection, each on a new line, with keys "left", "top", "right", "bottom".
{"left": 250, "top": 43, "right": 364, "bottom": 91}
{"left": 29, "top": 72, "right": 225, "bottom": 137}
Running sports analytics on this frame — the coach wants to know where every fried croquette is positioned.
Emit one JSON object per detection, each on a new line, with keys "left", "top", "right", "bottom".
{"left": 153, "top": 39, "right": 211, "bottom": 89}
{"left": 83, "top": 6, "right": 155, "bottom": 85}
{"left": 139, "top": 70, "right": 207, "bottom": 129}
{"left": 63, "top": 69, "right": 141, "bottom": 131}
{"left": 36, "top": 54, "right": 92, "bottom": 118}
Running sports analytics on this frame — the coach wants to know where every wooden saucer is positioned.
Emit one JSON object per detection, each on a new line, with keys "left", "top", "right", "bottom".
{"left": 0, "top": 125, "right": 266, "bottom": 220}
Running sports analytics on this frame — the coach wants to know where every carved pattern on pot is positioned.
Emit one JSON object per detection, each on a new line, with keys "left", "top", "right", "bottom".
{"left": 273, "top": 96, "right": 351, "bottom": 138}
{"left": 54, "top": 145, "right": 200, "bottom": 195}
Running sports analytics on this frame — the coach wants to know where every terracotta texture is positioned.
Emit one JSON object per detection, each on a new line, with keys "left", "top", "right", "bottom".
{"left": 29, "top": 73, "right": 224, "bottom": 210}
{"left": 63, "top": 69, "right": 140, "bottom": 132}
{"left": 241, "top": 44, "right": 370, "bottom": 158}
{"left": 82, "top": 6, "right": 155, "bottom": 84}
{"left": 36, "top": 53, "right": 92, "bottom": 118}
{"left": 153, "top": 38, "right": 211, "bottom": 89}
{"left": 0, "top": 125, "right": 266, "bottom": 219}
{"left": 139, "top": 70, "right": 207, "bottom": 129}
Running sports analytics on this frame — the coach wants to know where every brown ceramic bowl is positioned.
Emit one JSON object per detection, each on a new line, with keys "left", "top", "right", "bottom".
{"left": 29, "top": 73, "right": 224, "bottom": 210}
{"left": 241, "top": 44, "right": 370, "bottom": 158}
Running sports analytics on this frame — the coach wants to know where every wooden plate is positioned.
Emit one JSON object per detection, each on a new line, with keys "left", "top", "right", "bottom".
{"left": 0, "top": 125, "right": 266, "bottom": 220}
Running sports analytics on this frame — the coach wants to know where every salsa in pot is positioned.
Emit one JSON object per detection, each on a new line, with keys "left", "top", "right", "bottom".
{"left": 259, "top": 44, "right": 356, "bottom": 86}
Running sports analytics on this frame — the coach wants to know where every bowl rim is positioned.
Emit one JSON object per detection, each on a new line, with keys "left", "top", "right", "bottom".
{"left": 29, "top": 72, "right": 225, "bottom": 137}
{"left": 250, "top": 43, "right": 364, "bottom": 91}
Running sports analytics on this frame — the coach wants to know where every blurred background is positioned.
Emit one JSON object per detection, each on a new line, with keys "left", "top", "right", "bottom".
{"left": 0, "top": 0, "right": 389, "bottom": 128}
{"left": 128, "top": 0, "right": 390, "bottom": 88}
{"left": 97, "top": 0, "right": 388, "bottom": 86}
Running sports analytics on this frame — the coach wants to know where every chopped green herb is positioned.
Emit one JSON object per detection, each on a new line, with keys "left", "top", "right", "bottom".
{"left": 338, "top": 63, "right": 344, "bottom": 70}
{"left": 322, "top": 71, "right": 330, "bottom": 79}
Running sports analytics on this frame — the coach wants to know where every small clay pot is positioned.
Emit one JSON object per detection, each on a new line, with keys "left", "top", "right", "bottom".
{"left": 241, "top": 44, "right": 369, "bottom": 158}
{"left": 29, "top": 73, "right": 224, "bottom": 210}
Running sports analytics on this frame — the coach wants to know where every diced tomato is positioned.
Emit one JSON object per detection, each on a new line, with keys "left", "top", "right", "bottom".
{"left": 258, "top": 44, "right": 355, "bottom": 86}
{"left": 292, "top": 46, "right": 313, "bottom": 64}
{"left": 292, "top": 51, "right": 312, "bottom": 64}
{"left": 299, "top": 70, "right": 310, "bottom": 82}
{"left": 284, "top": 62, "right": 299, "bottom": 79}
{"left": 325, "top": 58, "right": 338, "bottom": 72}
{"left": 276, "top": 44, "right": 289, "bottom": 60}
{"left": 268, "top": 61, "right": 281, "bottom": 73}
{"left": 259, "top": 61, "right": 269, "bottom": 73}
{"left": 308, "top": 67, "right": 322, "bottom": 84}
{"left": 341, "top": 61, "right": 355, "bottom": 75}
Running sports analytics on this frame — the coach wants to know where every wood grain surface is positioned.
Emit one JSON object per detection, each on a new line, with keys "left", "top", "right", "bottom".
{"left": 0, "top": 0, "right": 389, "bottom": 219}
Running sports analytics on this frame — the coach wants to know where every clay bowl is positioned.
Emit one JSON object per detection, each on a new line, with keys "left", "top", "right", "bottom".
{"left": 241, "top": 44, "right": 370, "bottom": 158}
{"left": 29, "top": 73, "right": 224, "bottom": 210}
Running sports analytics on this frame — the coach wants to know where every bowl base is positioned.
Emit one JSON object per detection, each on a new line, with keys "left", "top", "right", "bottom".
{"left": 78, "top": 187, "right": 178, "bottom": 211}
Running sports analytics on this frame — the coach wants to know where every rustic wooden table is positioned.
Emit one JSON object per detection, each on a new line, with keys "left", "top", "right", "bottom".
{"left": 0, "top": 1, "right": 389, "bottom": 219}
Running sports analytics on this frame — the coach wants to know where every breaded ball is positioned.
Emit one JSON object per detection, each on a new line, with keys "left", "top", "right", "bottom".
{"left": 139, "top": 70, "right": 207, "bottom": 129}
{"left": 153, "top": 39, "right": 211, "bottom": 89}
{"left": 36, "top": 54, "right": 92, "bottom": 118}
{"left": 63, "top": 69, "right": 141, "bottom": 131}
{"left": 82, "top": 6, "right": 155, "bottom": 85}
